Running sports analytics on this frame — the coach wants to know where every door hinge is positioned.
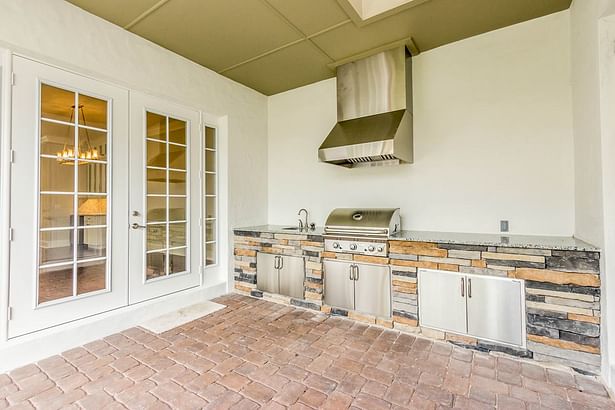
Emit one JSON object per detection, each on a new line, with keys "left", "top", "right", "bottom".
{"left": 8, "top": 228, "right": 13, "bottom": 241}
{"left": 7, "top": 307, "right": 12, "bottom": 321}
{"left": 10, "top": 72, "right": 15, "bottom": 86}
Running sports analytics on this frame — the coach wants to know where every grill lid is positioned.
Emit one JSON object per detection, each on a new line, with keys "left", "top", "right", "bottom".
{"left": 324, "top": 208, "right": 401, "bottom": 237}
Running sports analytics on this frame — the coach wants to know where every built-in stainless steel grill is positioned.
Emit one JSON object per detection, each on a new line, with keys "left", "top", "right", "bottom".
{"left": 324, "top": 208, "right": 401, "bottom": 238}
{"left": 322, "top": 208, "right": 397, "bottom": 318}
{"left": 323, "top": 208, "right": 401, "bottom": 257}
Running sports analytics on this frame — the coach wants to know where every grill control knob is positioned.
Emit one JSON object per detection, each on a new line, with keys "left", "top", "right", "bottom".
{"left": 333, "top": 242, "right": 340, "bottom": 249}
{"left": 368, "top": 245, "right": 375, "bottom": 252}
{"left": 377, "top": 246, "right": 384, "bottom": 252}
{"left": 350, "top": 243, "right": 358, "bottom": 250}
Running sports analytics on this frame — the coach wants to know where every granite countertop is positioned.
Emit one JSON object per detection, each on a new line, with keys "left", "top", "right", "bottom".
{"left": 234, "top": 224, "right": 325, "bottom": 236}
{"left": 234, "top": 225, "right": 599, "bottom": 252}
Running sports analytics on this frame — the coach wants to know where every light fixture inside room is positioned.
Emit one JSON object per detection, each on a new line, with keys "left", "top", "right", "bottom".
{"left": 56, "top": 104, "right": 99, "bottom": 165}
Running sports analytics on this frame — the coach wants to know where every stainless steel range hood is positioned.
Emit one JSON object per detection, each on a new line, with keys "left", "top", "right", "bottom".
{"left": 319, "top": 46, "right": 413, "bottom": 168}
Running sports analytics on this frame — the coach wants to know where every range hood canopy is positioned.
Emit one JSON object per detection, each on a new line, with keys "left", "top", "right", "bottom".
{"left": 318, "top": 46, "right": 413, "bottom": 168}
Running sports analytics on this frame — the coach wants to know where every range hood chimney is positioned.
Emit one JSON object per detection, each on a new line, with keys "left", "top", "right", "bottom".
{"left": 318, "top": 46, "right": 413, "bottom": 168}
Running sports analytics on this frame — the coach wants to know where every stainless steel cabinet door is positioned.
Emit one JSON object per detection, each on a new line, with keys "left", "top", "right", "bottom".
{"left": 279, "top": 255, "right": 305, "bottom": 299}
{"left": 467, "top": 276, "right": 524, "bottom": 346}
{"left": 257, "top": 252, "right": 279, "bottom": 294}
{"left": 418, "top": 269, "right": 467, "bottom": 334}
{"left": 324, "top": 260, "right": 354, "bottom": 311}
{"left": 354, "top": 264, "right": 391, "bottom": 317}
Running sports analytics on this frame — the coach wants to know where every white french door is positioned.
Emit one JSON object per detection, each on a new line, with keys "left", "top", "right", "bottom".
{"left": 128, "top": 92, "right": 201, "bottom": 303}
{"left": 8, "top": 56, "right": 129, "bottom": 337}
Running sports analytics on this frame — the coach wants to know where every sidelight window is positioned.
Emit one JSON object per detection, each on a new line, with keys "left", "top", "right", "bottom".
{"left": 204, "top": 126, "right": 217, "bottom": 266}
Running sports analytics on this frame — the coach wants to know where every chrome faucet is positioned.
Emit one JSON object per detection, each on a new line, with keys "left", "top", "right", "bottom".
{"left": 298, "top": 208, "right": 308, "bottom": 232}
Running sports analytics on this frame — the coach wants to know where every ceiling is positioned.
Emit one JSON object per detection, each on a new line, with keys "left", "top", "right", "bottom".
{"left": 66, "top": 0, "right": 572, "bottom": 96}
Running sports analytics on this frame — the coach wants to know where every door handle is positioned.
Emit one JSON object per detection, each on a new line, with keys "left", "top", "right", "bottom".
{"left": 278, "top": 256, "right": 283, "bottom": 270}
{"left": 353, "top": 265, "right": 359, "bottom": 281}
{"left": 468, "top": 278, "right": 472, "bottom": 298}
{"left": 461, "top": 277, "right": 465, "bottom": 297}
{"left": 349, "top": 265, "right": 353, "bottom": 280}
{"left": 274, "top": 256, "right": 280, "bottom": 269}
{"left": 131, "top": 223, "right": 146, "bottom": 229}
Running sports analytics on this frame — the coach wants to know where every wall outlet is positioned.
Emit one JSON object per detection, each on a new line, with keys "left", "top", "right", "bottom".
{"left": 500, "top": 220, "right": 509, "bottom": 232}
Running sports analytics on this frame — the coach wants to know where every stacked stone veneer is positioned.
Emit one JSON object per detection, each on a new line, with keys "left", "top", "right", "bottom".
{"left": 233, "top": 229, "right": 602, "bottom": 374}
{"left": 233, "top": 230, "right": 324, "bottom": 310}
{"left": 388, "top": 240, "right": 601, "bottom": 374}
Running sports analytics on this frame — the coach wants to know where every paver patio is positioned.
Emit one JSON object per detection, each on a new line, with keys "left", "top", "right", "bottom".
{"left": 0, "top": 294, "right": 612, "bottom": 409}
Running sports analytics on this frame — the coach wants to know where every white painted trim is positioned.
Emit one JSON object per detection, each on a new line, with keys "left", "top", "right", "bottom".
{"left": 0, "top": 280, "right": 226, "bottom": 373}
{"left": 0, "top": 48, "right": 13, "bottom": 344}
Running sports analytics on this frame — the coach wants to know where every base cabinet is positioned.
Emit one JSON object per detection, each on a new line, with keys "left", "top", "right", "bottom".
{"left": 418, "top": 269, "right": 525, "bottom": 347}
{"left": 256, "top": 253, "right": 305, "bottom": 299}
{"left": 324, "top": 259, "right": 391, "bottom": 318}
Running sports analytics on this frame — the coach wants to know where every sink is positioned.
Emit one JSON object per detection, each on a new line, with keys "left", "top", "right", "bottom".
{"left": 281, "top": 227, "right": 302, "bottom": 231}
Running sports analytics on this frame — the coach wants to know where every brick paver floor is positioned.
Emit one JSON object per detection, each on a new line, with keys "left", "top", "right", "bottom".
{"left": 0, "top": 294, "right": 613, "bottom": 409}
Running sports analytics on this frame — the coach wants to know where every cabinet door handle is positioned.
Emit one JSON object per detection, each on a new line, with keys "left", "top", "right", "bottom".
{"left": 274, "top": 256, "right": 280, "bottom": 269}
{"left": 278, "top": 256, "right": 283, "bottom": 270}
{"left": 468, "top": 278, "right": 472, "bottom": 298}
{"left": 354, "top": 265, "right": 359, "bottom": 281}
{"left": 461, "top": 277, "right": 465, "bottom": 297}
{"left": 349, "top": 265, "right": 353, "bottom": 280}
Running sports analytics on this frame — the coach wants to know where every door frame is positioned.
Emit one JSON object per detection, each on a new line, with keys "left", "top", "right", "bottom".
{"left": 0, "top": 48, "right": 12, "bottom": 344}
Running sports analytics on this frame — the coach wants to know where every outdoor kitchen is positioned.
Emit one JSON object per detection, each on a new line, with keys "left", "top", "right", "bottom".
{"left": 233, "top": 210, "right": 602, "bottom": 376}
{"left": 0, "top": 0, "right": 614, "bottom": 408}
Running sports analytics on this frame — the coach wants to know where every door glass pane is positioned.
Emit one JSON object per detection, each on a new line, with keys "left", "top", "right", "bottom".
{"left": 205, "top": 220, "right": 215, "bottom": 242}
{"left": 169, "top": 223, "right": 186, "bottom": 248}
{"left": 169, "top": 197, "right": 186, "bottom": 221}
{"left": 40, "top": 194, "right": 74, "bottom": 228}
{"left": 147, "top": 112, "right": 166, "bottom": 141}
{"left": 40, "top": 121, "right": 75, "bottom": 157}
{"left": 168, "top": 171, "right": 186, "bottom": 195}
{"left": 205, "top": 197, "right": 216, "bottom": 219}
{"left": 77, "top": 228, "right": 107, "bottom": 260}
{"left": 38, "top": 265, "right": 73, "bottom": 304}
{"left": 41, "top": 84, "right": 75, "bottom": 123}
{"left": 39, "top": 229, "right": 73, "bottom": 265}
{"left": 169, "top": 248, "right": 186, "bottom": 274}
{"left": 147, "top": 168, "right": 167, "bottom": 194}
{"left": 147, "top": 196, "right": 166, "bottom": 222}
{"left": 168, "top": 118, "right": 186, "bottom": 145}
{"left": 40, "top": 157, "right": 74, "bottom": 192}
{"left": 206, "top": 242, "right": 216, "bottom": 266}
{"left": 78, "top": 162, "right": 107, "bottom": 193}
{"left": 205, "top": 173, "right": 216, "bottom": 195}
{"left": 144, "top": 112, "right": 190, "bottom": 280}
{"left": 205, "top": 127, "right": 216, "bottom": 149}
{"left": 38, "top": 83, "right": 110, "bottom": 304}
{"left": 147, "top": 224, "right": 166, "bottom": 251}
{"left": 77, "top": 196, "right": 107, "bottom": 225}
{"left": 147, "top": 140, "right": 167, "bottom": 168}
{"left": 168, "top": 144, "right": 186, "bottom": 170}
{"left": 78, "top": 128, "right": 107, "bottom": 161}
{"left": 146, "top": 252, "right": 166, "bottom": 280}
{"left": 205, "top": 150, "right": 216, "bottom": 172}
{"left": 77, "top": 260, "right": 106, "bottom": 295}
{"left": 78, "top": 94, "right": 107, "bottom": 130}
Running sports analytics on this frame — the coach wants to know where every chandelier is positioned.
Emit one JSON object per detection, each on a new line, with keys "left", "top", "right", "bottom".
{"left": 56, "top": 104, "right": 99, "bottom": 165}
